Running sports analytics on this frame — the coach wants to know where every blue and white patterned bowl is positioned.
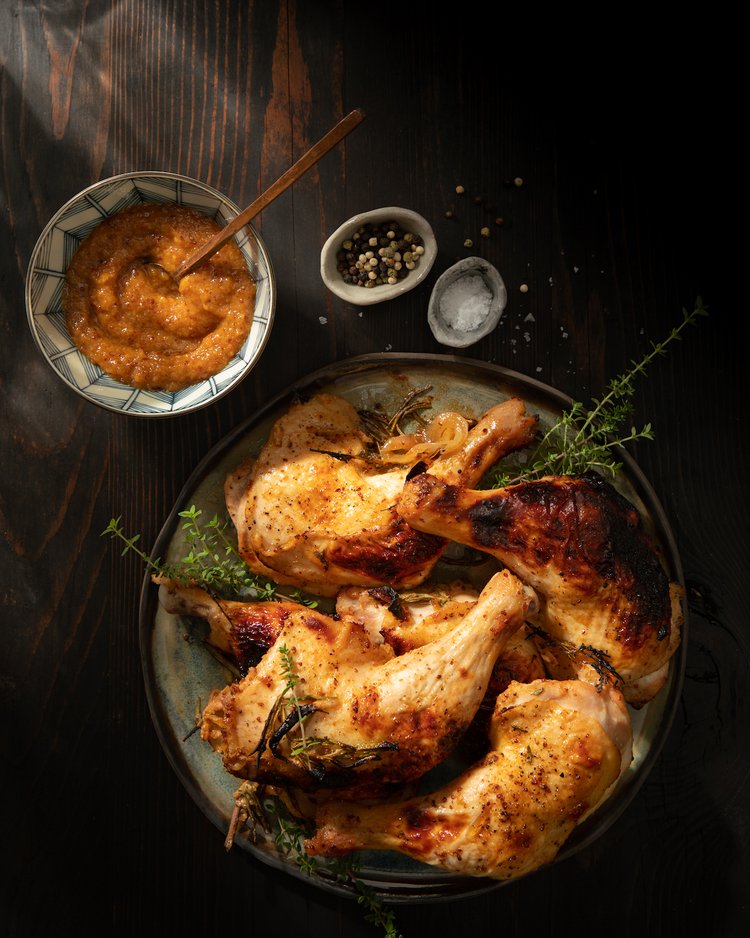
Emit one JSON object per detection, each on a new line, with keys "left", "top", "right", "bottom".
{"left": 25, "top": 171, "right": 276, "bottom": 417}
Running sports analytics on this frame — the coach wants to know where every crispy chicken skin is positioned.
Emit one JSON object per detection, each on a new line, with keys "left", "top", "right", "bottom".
{"left": 335, "top": 580, "right": 483, "bottom": 652}
{"left": 159, "top": 388, "right": 682, "bottom": 880}
{"left": 200, "top": 569, "right": 538, "bottom": 792}
{"left": 225, "top": 393, "right": 537, "bottom": 597}
{"left": 398, "top": 470, "right": 683, "bottom": 704}
{"left": 156, "top": 577, "right": 293, "bottom": 673}
{"left": 305, "top": 678, "right": 632, "bottom": 881}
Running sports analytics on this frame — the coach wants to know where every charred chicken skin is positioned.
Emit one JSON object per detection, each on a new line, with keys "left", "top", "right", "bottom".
{"left": 305, "top": 678, "right": 632, "bottom": 881}
{"left": 398, "top": 469, "right": 683, "bottom": 705}
{"left": 225, "top": 393, "right": 537, "bottom": 597}
{"left": 200, "top": 569, "right": 538, "bottom": 792}
{"left": 156, "top": 577, "right": 296, "bottom": 673}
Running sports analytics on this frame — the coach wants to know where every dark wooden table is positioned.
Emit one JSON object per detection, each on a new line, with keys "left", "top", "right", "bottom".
{"left": 2, "top": 5, "right": 745, "bottom": 937}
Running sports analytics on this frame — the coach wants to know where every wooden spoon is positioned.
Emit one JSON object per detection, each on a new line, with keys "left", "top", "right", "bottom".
{"left": 173, "top": 107, "right": 365, "bottom": 281}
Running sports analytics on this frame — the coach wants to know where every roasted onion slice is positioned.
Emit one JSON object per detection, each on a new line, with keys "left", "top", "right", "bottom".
{"left": 379, "top": 411, "right": 470, "bottom": 464}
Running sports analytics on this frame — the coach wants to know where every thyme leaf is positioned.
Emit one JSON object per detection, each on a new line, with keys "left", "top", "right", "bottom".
{"left": 277, "top": 643, "right": 318, "bottom": 770}
{"left": 354, "top": 880, "right": 404, "bottom": 938}
{"left": 269, "top": 806, "right": 319, "bottom": 877}
{"left": 527, "top": 623, "right": 623, "bottom": 690}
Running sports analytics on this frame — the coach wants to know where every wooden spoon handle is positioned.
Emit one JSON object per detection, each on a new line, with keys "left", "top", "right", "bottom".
{"left": 175, "top": 108, "right": 365, "bottom": 280}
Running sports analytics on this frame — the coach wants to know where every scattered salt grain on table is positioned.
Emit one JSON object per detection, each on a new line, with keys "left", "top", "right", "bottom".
{"left": 438, "top": 273, "right": 492, "bottom": 333}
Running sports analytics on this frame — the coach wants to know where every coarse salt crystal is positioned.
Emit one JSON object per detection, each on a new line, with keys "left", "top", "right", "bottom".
{"left": 438, "top": 274, "right": 492, "bottom": 333}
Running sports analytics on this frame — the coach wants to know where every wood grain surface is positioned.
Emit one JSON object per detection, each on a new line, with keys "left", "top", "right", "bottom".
{"left": 1, "top": 4, "right": 745, "bottom": 937}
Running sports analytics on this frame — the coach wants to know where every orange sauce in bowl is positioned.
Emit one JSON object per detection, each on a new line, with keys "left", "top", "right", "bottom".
{"left": 63, "top": 203, "right": 255, "bottom": 391}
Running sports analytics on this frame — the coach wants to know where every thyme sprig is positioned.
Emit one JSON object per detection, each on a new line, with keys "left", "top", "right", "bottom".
{"left": 264, "top": 799, "right": 403, "bottom": 938}
{"left": 491, "top": 298, "right": 708, "bottom": 486}
{"left": 269, "top": 806, "right": 319, "bottom": 877}
{"left": 354, "top": 880, "right": 403, "bottom": 938}
{"left": 526, "top": 624, "right": 623, "bottom": 691}
{"left": 277, "top": 643, "right": 319, "bottom": 770}
{"left": 251, "top": 643, "right": 322, "bottom": 775}
{"left": 247, "top": 651, "right": 402, "bottom": 935}
{"left": 102, "top": 507, "right": 317, "bottom": 607}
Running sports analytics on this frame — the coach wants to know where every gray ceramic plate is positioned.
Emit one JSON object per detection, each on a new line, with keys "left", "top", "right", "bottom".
{"left": 139, "top": 353, "right": 687, "bottom": 902}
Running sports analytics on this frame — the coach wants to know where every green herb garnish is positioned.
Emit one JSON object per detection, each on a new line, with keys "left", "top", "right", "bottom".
{"left": 251, "top": 642, "right": 322, "bottom": 775}
{"left": 106, "top": 508, "right": 402, "bottom": 934}
{"left": 269, "top": 804, "right": 320, "bottom": 877}
{"left": 490, "top": 298, "right": 708, "bottom": 486}
{"left": 225, "top": 650, "right": 402, "bottom": 934}
{"left": 354, "top": 879, "right": 403, "bottom": 938}
{"left": 262, "top": 799, "right": 403, "bottom": 938}
{"left": 102, "top": 506, "right": 317, "bottom": 607}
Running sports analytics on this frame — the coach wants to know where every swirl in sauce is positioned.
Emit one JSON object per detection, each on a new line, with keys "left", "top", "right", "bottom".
{"left": 63, "top": 203, "right": 255, "bottom": 391}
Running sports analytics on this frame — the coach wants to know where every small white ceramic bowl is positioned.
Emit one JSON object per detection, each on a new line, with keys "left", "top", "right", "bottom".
{"left": 25, "top": 171, "right": 276, "bottom": 417}
{"left": 320, "top": 207, "right": 437, "bottom": 306}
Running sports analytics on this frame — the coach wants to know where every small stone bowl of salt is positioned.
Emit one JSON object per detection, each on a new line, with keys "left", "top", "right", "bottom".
{"left": 427, "top": 256, "right": 507, "bottom": 348}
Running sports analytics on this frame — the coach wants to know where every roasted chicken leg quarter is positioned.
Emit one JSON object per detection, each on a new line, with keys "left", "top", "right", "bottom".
{"left": 225, "top": 393, "right": 537, "bottom": 596}
{"left": 305, "top": 678, "right": 633, "bottom": 881}
{"left": 200, "top": 569, "right": 538, "bottom": 793}
{"left": 398, "top": 469, "right": 683, "bottom": 705}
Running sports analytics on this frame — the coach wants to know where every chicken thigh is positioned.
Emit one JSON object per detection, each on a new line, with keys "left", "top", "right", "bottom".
{"left": 200, "top": 569, "right": 537, "bottom": 793}
{"left": 305, "top": 678, "right": 632, "bottom": 881}
{"left": 225, "top": 393, "right": 537, "bottom": 597}
{"left": 157, "top": 576, "right": 539, "bottom": 674}
{"left": 398, "top": 470, "right": 683, "bottom": 704}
